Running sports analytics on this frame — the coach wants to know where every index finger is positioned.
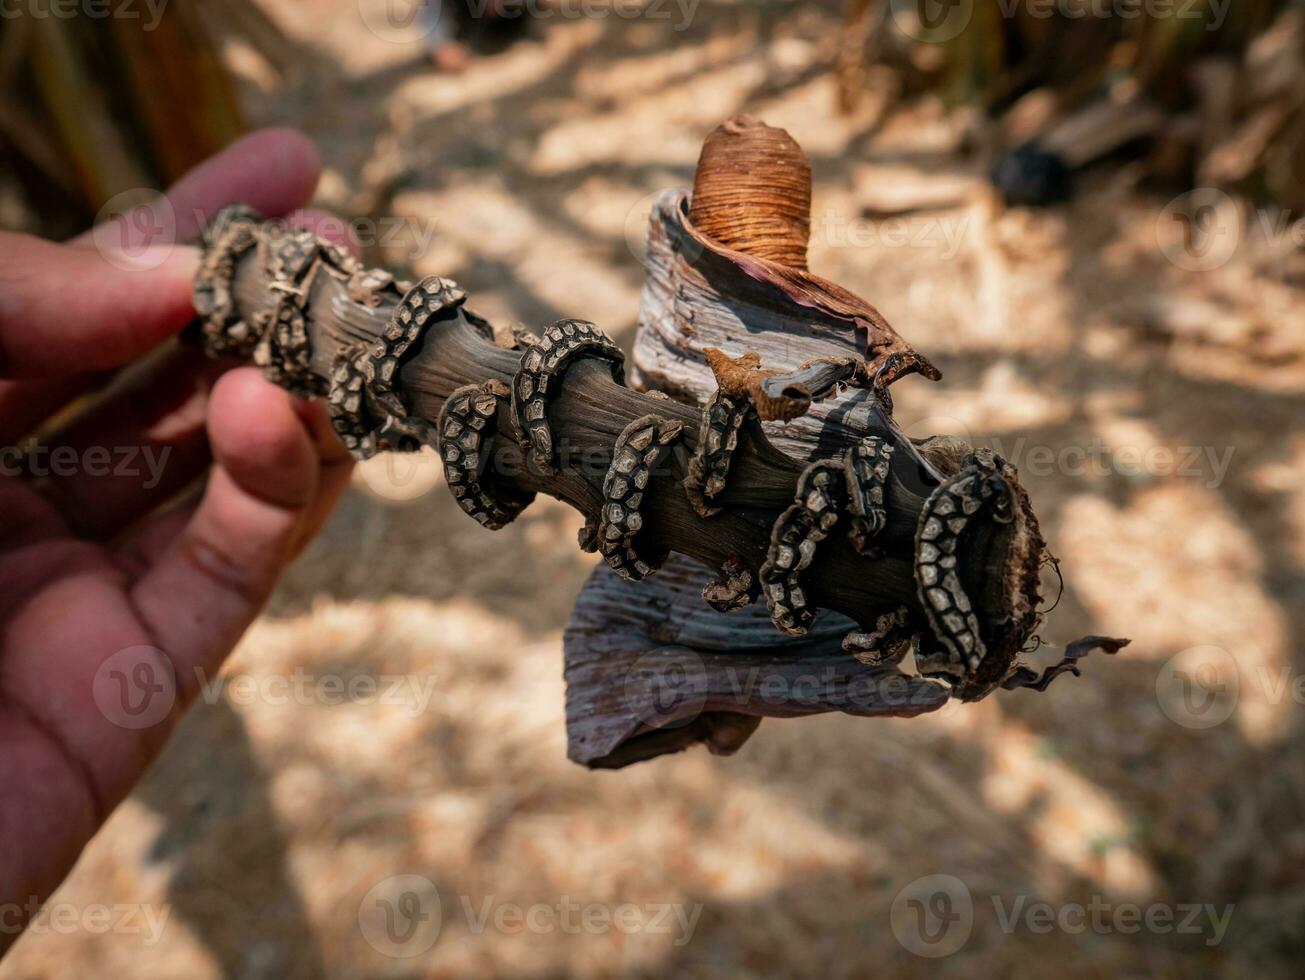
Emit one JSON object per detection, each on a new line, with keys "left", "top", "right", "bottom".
{"left": 0, "top": 130, "right": 322, "bottom": 379}
{"left": 71, "top": 128, "right": 323, "bottom": 248}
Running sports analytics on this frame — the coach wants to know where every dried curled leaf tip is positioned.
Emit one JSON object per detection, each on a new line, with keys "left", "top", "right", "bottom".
{"left": 690, "top": 115, "right": 812, "bottom": 270}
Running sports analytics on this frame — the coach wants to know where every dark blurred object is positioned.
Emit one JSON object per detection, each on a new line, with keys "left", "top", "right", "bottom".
{"left": 445, "top": 0, "right": 532, "bottom": 54}
{"left": 836, "top": 0, "right": 1305, "bottom": 210}
{"left": 422, "top": 0, "right": 533, "bottom": 71}
{"left": 990, "top": 143, "right": 1070, "bottom": 207}
{"left": 0, "top": 1, "right": 252, "bottom": 235}
{"left": 990, "top": 85, "right": 1165, "bottom": 205}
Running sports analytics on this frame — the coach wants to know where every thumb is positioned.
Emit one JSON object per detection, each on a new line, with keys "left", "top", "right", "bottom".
{"left": 129, "top": 368, "right": 323, "bottom": 698}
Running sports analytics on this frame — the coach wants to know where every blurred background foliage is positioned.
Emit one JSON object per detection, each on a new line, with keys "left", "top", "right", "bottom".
{"left": 0, "top": 0, "right": 267, "bottom": 233}
{"left": 836, "top": 0, "right": 1305, "bottom": 208}
{"left": 4, "top": 0, "right": 1304, "bottom": 233}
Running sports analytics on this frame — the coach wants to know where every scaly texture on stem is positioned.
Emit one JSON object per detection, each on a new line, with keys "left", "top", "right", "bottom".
{"left": 200, "top": 221, "right": 937, "bottom": 629}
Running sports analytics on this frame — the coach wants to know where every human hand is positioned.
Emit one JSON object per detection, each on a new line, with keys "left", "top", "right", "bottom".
{"left": 0, "top": 130, "right": 354, "bottom": 952}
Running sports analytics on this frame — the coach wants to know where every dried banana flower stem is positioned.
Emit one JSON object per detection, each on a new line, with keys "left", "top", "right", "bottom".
{"left": 191, "top": 115, "right": 1126, "bottom": 769}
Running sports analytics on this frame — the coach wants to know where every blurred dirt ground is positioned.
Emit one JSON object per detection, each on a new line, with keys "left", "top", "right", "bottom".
{"left": 7, "top": 1, "right": 1305, "bottom": 977}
